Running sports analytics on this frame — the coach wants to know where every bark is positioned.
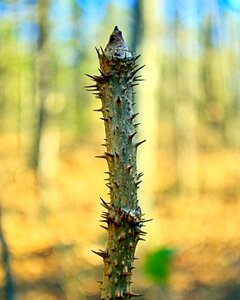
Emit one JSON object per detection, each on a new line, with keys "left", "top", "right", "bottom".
{"left": 86, "top": 26, "right": 150, "bottom": 299}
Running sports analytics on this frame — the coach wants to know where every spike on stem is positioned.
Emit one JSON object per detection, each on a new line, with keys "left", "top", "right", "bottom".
{"left": 135, "top": 139, "right": 146, "bottom": 148}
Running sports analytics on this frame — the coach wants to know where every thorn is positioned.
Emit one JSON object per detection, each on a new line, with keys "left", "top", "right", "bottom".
{"left": 113, "top": 181, "right": 119, "bottom": 188}
{"left": 115, "top": 290, "right": 122, "bottom": 298}
{"left": 135, "top": 226, "right": 147, "bottom": 235}
{"left": 139, "top": 230, "right": 147, "bottom": 235}
{"left": 133, "top": 54, "right": 141, "bottom": 61}
{"left": 124, "top": 291, "right": 143, "bottom": 297}
{"left": 135, "top": 180, "right": 142, "bottom": 186}
{"left": 130, "top": 113, "right": 139, "bottom": 121}
{"left": 141, "top": 218, "right": 153, "bottom": 223}
{"left": 138, "top": 172, "right": 144, "bottom": 179}
{"left": 131, "top": 83, "right": 139, "bottom": 87}
{"left": 85, "top": 84, "right": 98, "bottom": 89}
{"left": 95, "top": 155, "right": 107, "bottom": 159}
{"left": 91, "top": 249, "right": 108, "bottom": 258}
{"left": 122, "top": 87, "right": 127, "bottom": 93}
{"left": 100, "top": 225, "right": 108, "bottom": 230}
{"left": 100, "top": 46, "right": 105, "bottom": 56}
{"left": 101, "top": 210, "right": 109, "bottom": 215}
{"left": 86, "top": 88, "right": 99, "bottom": 92}
{"left": 100, "top": 117, "right": 109, "bottom": 122}
{"left": 95, "top": 46, "right": 101, "bottom": 55}
{"left": 135, "top": 139, "right": 146, "bottom": 148}
{"left": 133, "top": 76, "right": 145, "bottom": 82}
{"left": 113, "top": 259, "right": 118, "bottom": 267}
{"left": 105, "top": 152, "right": 114, "bottom": 158}
{"left": 85, "top": 74, "right": 99, "bottom": 81}
{"left": 116, "top": 96, "right": 121, "bottom": 107}
{"left": 126, "top": 165, "right": 133, "bottom": 173}
{"left": 128, "top": 132, "right": 137, "bottom": 142}
{"left": 132, "top": 65, "right": 145, "bottom": 76}
{"left": 93, "top": 108, "right": 103, "bottom": 112}
{"left": 128, "top": 242, "right": 134, "bottom": 249}
{"left": 100, "top": 197, "right": 110, "bottom": 209}
{"left": 134, "top": 78, "right": 145, "bottom": 82}
{"left": 134, "top": 75, "right": 143, "bottom": 80}
{"left": 98, "top": 68, "right": 106, "bottom": 77}
{"left": 99, "top": 219, "right": 109, "bottom": 223}
{"left": 123, "top": 271, "right": 132, "bottom": 276}
{"left": 134, "top": 123, "right": 141, "bottom": 128}
{"left": 97, "top": 280, "right": 103, "bottom": 285}
{"left": 101, "top": 212, "right": 108, "bottom": 217}
{"left": 137, "top": 237, "right": 146, "bottom": 242}
{"left": 123, "top": 266, "right": 132, "bottom": 276}
{"left": 106, "top": 183, "right": 113, "bottom": 190}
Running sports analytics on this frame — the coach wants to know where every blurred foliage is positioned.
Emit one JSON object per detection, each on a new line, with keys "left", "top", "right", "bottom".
{"left": 0, "top": 0, "right": 240, "bottom": 299}
{"left": 144, "top": 247, "right": 175, "bottom": 285}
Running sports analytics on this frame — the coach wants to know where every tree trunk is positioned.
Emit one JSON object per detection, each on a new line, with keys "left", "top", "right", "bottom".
{"left": 30, "top": 0, "right": 50, "bottom": 169}
{"left": 137, "top": 0, "right": 162, "bottom": 211}
{"left": 86, "top": 26, "right": 150, "bottom": 299}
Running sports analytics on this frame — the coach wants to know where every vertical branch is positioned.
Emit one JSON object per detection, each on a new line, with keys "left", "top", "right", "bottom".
{"left": 86, "top": 27, "right": 150, "bottom": 299}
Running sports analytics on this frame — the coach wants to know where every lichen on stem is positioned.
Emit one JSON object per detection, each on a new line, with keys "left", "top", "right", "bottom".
{"left": 86, "top": 26, "right": 150, "bottom": 300}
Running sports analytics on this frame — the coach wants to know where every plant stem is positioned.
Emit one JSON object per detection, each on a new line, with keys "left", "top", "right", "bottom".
{"left": 87, "top": 26, "right": 150, "bottom": 299}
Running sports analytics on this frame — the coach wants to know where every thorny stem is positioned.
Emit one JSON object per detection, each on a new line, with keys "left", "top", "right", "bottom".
{"left": 86, "top": 26, "right": 150, "bottom": 299}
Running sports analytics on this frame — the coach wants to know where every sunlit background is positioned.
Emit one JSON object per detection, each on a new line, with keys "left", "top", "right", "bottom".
{"left": 0, "top": 0, "right": 240, "bottom": 299}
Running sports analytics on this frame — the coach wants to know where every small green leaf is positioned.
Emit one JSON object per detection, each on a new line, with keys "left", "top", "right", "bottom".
{"left": 143, "top": 247, "right": 175, "bottom": 285}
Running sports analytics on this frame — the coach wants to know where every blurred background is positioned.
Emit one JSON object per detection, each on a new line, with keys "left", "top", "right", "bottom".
{"left": 0, "top": 0, "right": 240, "bottom": 299}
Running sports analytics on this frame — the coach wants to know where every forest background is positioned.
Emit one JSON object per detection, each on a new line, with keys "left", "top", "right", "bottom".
{"left": 0, "top": 0, "right": 240, "bottom": 299}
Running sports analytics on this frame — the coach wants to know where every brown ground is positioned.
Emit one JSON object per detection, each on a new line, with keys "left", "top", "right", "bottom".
{"left": 0, "top": 133, "right": 239, "bottom": 299}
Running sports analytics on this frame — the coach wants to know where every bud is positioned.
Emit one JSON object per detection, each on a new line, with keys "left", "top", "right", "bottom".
{"left": 105, "top": 26, "right": 132, "bottom": 59}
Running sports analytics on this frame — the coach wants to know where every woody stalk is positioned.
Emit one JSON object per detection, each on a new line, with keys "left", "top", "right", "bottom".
{"left": 86, "top": 26, "right": 150, "bottom": 299}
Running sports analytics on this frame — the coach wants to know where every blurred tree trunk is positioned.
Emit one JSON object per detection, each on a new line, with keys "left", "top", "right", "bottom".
{"left": 130, "top": 0, "right": 142, "bottom": 54}
{"left": 172, "top": 1, "right": 199, "bottom": 195}
{"left": 70, "top": 0, "right": 86, "bottom": 139}
{"left": 228, "top": 16, "right": 240, "bottom": 147}
{"left": 0, "top": 67, "right": 7, "bottom": 132}
{"left": 199, "top": 10, "right": 230, "bottom": 146}
{"left": 137, "top": 0, "right": 162, "bottom": 212}
{"left": 30, "top": 0, "right": 51, "bottom": 169}
{"left": 0, "top": 207, "right": 15, "bottom": 300}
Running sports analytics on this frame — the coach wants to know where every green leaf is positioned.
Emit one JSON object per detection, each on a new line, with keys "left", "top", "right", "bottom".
{"left": 143, "top": 247, "right": 175, "bottom": 285}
